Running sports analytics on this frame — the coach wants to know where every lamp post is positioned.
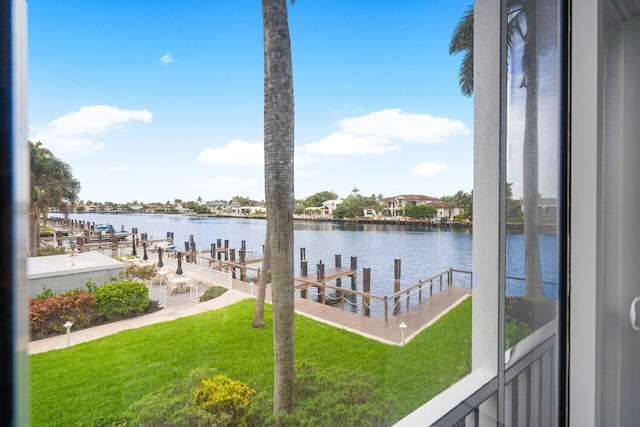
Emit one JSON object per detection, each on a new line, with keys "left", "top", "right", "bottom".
{"left": 63, "top": 321, "right": 73, "bottom": 347}
{"left": 399, "top": 322, "right": 407, "bottom": 346}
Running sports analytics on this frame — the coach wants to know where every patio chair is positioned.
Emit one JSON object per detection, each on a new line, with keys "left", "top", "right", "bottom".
{"left": 165, "top": 273, "right": 178, "bottom": 295}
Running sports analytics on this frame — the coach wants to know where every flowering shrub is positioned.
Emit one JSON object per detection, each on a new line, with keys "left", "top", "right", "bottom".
{"left": 94, "top": 280, "right": 149, "bottom": 320}
{"left": 29, "top": 292, "right": 97, "bottom": 338}
{"left": 193, "top": 375, "right": 256, "bottom": 426}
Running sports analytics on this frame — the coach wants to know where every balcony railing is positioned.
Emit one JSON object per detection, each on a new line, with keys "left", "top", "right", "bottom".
{"left": 395, "top": 319, "right": 557, "bottom": 426}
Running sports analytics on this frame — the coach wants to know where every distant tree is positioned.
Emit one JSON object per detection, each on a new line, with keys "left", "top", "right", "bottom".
{"left": 229, "top": 195, "right": 260, "bottom": 207}
{"left": 185, "top": 201, "right": 212, "bottom": 215}
{"left": 76, "top": 206, "right": 86, "bottom": 212}
{"left": 332, "top": 194, "right": 377, "bottom": 218}
{"left": 406, "top": 204, "right": 437, "bottom": 219}
{"left": 294, "top": 200, "right": 306, "bottom": 214}
{"left": 173, "top": 199, "right": 183, "bottom": 204}
{"left": 441, "top": 190, "right": 473, "bottom": 217}
{"left": 304, "top": 190, "right": 338, "bottom": 207}
{"left": 506, "top": 182, "right": 523, "bottom": 219}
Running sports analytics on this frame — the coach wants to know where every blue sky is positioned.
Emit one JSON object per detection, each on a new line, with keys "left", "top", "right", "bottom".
{"left": 28, "top": 0, "right": 474, "bottom": 204}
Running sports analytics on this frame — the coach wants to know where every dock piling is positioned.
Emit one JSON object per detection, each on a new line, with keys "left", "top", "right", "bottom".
{"left": 363, "top": 267, "right": 371, "bottom": 317}
{"left": 394, "top": 259, "right": 401, "bottom": 315}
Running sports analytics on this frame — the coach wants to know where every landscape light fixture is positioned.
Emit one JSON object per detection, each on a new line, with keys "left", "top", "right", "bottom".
{"left": 399, "top": 322, "right": 407, "bottom": 346}
{"left": 63, "top": 321, "right": 73, "bottom": 347}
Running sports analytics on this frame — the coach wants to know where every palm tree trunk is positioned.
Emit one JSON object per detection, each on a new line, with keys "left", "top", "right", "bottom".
{"left": 252, "top": 226, "right": 271, "bottom": 328}
{"left": 29, "top": 208, "right": 39, "bottom": 257}
{"left": 262, "top": 0, "right": 295, "bottom": 416}
{"left": 522, "top": 6, "right": 544, "bottom": 299}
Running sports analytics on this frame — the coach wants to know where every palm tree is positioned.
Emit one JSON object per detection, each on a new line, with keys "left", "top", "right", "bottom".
{"left": 252, "top": 225, "right": 271, "bottom": 328}
{"left": 450, "top": 1, "right": 544, "bottom": 299}
{"left": 29, "top": 141, "right": 81, "bottom": 256}
{"left": 262, "top": 0, "right": 296, "bottom": 415}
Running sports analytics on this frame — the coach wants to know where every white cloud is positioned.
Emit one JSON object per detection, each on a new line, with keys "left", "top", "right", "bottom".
{"left": 301, "top": 132, "right": 401, "bottom": 156}
{"left": 410, "top": 162, "right": 447, "bottom": 177}
{"left": 33, "top": 105, "right": 152, "bottom": 157}
{"left": 339, "top": 108, "right": 470, "bottom": 143}
{"left": 299, "top": 108, "right": 469, "bottom": 158}
{"left": 196, "top": 139, "right": 264, "bottom": 166}
{"left": 160, "top": 52, "right": 174, "bottom": 64}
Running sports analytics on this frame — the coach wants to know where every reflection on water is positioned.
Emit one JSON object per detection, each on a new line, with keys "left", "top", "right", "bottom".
{"left": 60, "top": 213, "right": 557, "bottom": 301}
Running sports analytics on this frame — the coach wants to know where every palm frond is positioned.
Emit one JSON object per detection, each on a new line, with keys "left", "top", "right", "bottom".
{"left": 449, "top": 5, "right": 474, "bottom": 96}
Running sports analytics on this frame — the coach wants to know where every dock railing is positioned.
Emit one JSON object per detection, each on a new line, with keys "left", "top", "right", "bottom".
{"left": 295, "top": 268, "right": 472, "bottom": 322}
{"left": 294, "top": 279, "right": 388, "bottom": 317}
{"left": 384, "top": 268, "right": 472, "bottom": 322}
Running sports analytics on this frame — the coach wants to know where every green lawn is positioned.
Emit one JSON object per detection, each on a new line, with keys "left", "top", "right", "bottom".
{"left": 31, "top": 297, "right": 471, "bottom": 426}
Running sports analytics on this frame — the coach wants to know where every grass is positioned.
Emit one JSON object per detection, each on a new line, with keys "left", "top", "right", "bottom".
{"left": 31, "top": 297, "right": 471, "bottom": 426}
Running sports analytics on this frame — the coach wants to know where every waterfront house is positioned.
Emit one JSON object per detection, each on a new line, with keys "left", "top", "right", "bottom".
{"left": 381, "top": 194, "right": 464, "bottom": 220}
{"left": 321, "top": 199, "right": 343, "bottom": 217}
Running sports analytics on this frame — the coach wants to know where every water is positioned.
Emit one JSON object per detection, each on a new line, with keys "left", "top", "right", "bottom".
{"left": 56, "top": 213, "right": 557, "bottom": 299}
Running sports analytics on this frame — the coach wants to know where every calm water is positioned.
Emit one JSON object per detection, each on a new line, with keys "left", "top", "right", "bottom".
{"left": 58, "top": 213, "right": 558, "bottom": 299}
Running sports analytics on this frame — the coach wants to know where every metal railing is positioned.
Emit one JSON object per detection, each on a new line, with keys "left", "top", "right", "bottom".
{"left": 295, "top": 268, "right": 473, "bottom": 322}
{"left": 395, "top": 319, "right": 558, "bottom": 426}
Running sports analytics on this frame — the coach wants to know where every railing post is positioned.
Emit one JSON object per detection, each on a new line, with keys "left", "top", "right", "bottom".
{"left": 394, "top": 259, "right": 401, "bottom": 315}
{"left": 300, "top": 260, "right": 308, "bottom": 299}
{"left": 439, "top": 273, "right": 443, "bottom": 291}
{"left": 239, "top": 249, "right": 247, "bottom": 281}
{"left": 430, "top": 280, "right": 433, "bottom": 297}
{"left": 384, "top": 296, "right": 388, "bottom": 323}
{"left": 448, "top": 268, "right": 453, "bottom": 288}
{"left": 363, "top": 267, "right": 371, "bottom": 317}
{"left": 335, "top": 254, "right": 342, "bottom": 297}
{"left": 350, "top": 256, "right": 357, "bottom": 291}
{"left": 418, "top": 281, "right": 422, "bottom": 302}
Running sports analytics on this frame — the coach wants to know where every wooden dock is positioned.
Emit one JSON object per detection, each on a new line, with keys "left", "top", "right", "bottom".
{"left": 295, "top": 267, "right": 355, "bottom": 285}
{"left": 230, "top": 278, "right": 471, "bottom": 346}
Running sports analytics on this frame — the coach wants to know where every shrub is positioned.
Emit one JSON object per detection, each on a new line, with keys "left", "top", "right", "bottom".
{"left": 194, "top": 375, "right": 256, "bottom": 426}
{"left": 37, "top": 246, "right": 67, "bottom": 256}
{"left": 199, "top": 286, "right": 228, "bottom": 302}
{"left": 30, "top": 292, "right": 97, "bottom": 338}
{"left": 505, "top": 296, "right": 556, "bottom": 329}
{"left": 248, "top": 362, "right": 393, "bottom": 426}
{"left": 453, "top": 214, "right": 467, "bottom": 221}
{"left": 94, "top": 281, "right": 149, "bottom": 320}
{"left": 127, "top": 367, "right": 222, "bottom": 426}
{"left": 121, "top": 264, "right": 156, "bottom": 281}
{"left": 36, "top": 286, "right": 55, "bottom": 300}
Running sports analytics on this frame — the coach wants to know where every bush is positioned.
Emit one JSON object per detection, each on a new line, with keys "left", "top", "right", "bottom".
{"left": 36, "top": 286, "right": 55, "bottom": 300}
{"left": 30, "top": 292, "right": 97, "bottom": 338}
{"left": 199, "top": 286, "right": 228, "bottom": 302}
{"left": 505, "top": 296, "right": 556, "bottom": 330}
{"left": 248, "top": 362, "right": 393, "bottom": 426}
{"left": 453, "top": 214, "right": 467, "bottom": 221}
{"left": 37, "top": 246, "right": 67, "bottom": 256}
{"left": 121, "top": 264, "right": 156, "bottom": 281}
{"left": 126, "top": 367, "right": 222, "bottom": 426}
{"left": 94, "top": 281, "right": 149, "bottom": 320}
{"left": 194, "top": 375, "right": 256, "bottom": 426}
